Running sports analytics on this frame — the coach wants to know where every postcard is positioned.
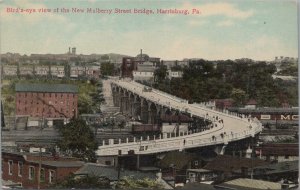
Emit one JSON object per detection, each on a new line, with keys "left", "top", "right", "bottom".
{"left": 0, "top": 0, "right": 298, "bottom": 189}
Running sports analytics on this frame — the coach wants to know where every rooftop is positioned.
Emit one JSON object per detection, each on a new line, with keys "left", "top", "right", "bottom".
{"left": 29, "top": 160, "right": 84, "bottom": 168}
{"left": 228, "top": 107, "right": 298, "bottom": 114}
{"left": 253, "top": 160, "right": 298, "bottom": 175}
{"left": 75, "top": 163, "right": 156, "bottom": 181}
{"left": 256, "top": 143, "right": 299, "bottom": 156}
{"left": 203, "top": 155, "right": 268, "bottom": 172}
{"left": 159, "top": 151, "right": 197, "bottom": 170}
{"left": 217, "top": 178, "right": 281, "bottom": 190}
{"left": 15, "top": 83, "right": 78, "bottom": 93}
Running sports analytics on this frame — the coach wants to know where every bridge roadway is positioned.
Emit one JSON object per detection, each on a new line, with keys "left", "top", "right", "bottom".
{"left": 96, "top": 79, "right": 262, "bottom": 156}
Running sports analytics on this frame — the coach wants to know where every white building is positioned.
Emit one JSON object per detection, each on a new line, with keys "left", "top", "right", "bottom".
{"left": 133, "top": 71, "right": 154, "bottom": 81}
{"left": 163, "top": 60, "right": 188, "bottom": 69}
{"left": 70, "top": 66, "right": 85, "bottom": 78}
{"left": 19, "top": 65, "right": 34, "bottom": 76}
{"left": 167, "top": 70, "right": 183, "bottom": 79}
{"left": 35, "top": 66, "right": 50, "bottom": 76}
{"left": 2, "top": 65, "right": 18, "bottom": 76}
{"left": 50, "top": 65, "right": 65, "bottom": 78}
{"left": 85, "top": 64, "right": 101, "bottom": 79}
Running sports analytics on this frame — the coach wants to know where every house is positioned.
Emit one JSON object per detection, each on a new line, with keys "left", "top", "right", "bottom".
{"left": 162, "top": 60, "right": 188, "bottom": 70}
{"left": 50, "top": 65, "right": 65, "bottom": 78}
{"left": 35, "top": 65, "right": 50, "bottom": 76}
{"left": 216, "top": 178, "right": 285, "bottom": 190}
{"left": 255, "top": 143, "right": 298, "bottom": 162}
{"left": 2, "top": 151, "right": 84, "bottom": 189}
{"left": 75, "top": 163, "right": 157, "bottom": 182}
{"left": 175, "top": 182, "right": 217, "bottom": 190}
{"left": 186, "top": 168, "right": 217, "bottom": 183}
{"left": 2, "top": 65, "right": 18, "bottom": 77}
{"left": 132, "top": 52, "right": 160, "bottom": 82}
{"left": 159, "top": 151, "right": 204, "bottom": 184}
{"left": 15, "top": 83, "right": 78, "bottom": 119}
{"left": 70, "top": 65, "right": 85, "bottom": 78}
{"left": 203, "top": 155, "right": 269, "bottom": 182}
{"left": 167, "top": 70, "right": 183, "bottom": 79}
{"left": 133, "top": 71, "right": 154, "bottom": 81}
{"left": 244, "top": 99, "right": 257, "bottom": 109}
{"left": 85, "top": 64, "right": 101, "bottom": 79}
{"left": 211, "top": 99, "right": 234, "bottom": 110}
{"left": 19, "top": 65, "right": 34, "bottom": 76}
{"left": 252, "top": 160, "right": 298, "bottom": 183}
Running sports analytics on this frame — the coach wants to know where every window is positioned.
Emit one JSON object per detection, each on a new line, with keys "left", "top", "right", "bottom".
{"left": 194, "top": 160, "right": 199, "bottom": 166}
{"left": 105, "top": 161, "right": 111, "bottom": 165}
{"left": 40, "top": 168, "right": 45, "bottom": 182}
{"left": 8, "top": 160, "right": 13, "bottom": 175}
{"left": 285, "top": 155, "right": 289, "bottom": 159}
{"left": 18, "top": 161, "right": 23, "bottom": 176}
{"left": 29, "top": 166, "right": 35, "bottom": 180}
{"left": 49, "top": 170, "right": 55, "bottom": 183}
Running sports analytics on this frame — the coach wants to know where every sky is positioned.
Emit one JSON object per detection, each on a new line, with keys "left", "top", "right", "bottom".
{"left": 0, "top": 0, "right": 298, "bottom": 61}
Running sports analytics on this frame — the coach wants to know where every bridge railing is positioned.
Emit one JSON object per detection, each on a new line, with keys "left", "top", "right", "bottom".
{"left": 101, "top": 79, "right": 263, "bottom": 155}
{"left": 97, "top": 123, "right": 261, "bottom": 155}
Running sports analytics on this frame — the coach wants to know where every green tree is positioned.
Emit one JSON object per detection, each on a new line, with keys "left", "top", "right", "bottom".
{"left": 154, "top": 65, "right": 167, "bottom": 83}
{"left": 78, "top": 94, "right": 93, "bottom": 114}
{"left": 57, "top": 118, "right": 98, "bottom": 162}
{"left": 89, "top": 80, "right": 105, "bottom": 113}
{"left": 101, "top": 62, "right": 115, "bottom": 76}
{"left": 116, "top": 176, "right": 163, "bottom": 189}
{"left": 53, "top": 174, "right": 110, "bottom": 189}
{"left": 231, "top": 88, "right": 247, "bottom": 106}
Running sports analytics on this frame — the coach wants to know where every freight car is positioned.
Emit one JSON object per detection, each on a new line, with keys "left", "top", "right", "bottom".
{"left": 132, "top": 124, "right": 161, "bottom": 134}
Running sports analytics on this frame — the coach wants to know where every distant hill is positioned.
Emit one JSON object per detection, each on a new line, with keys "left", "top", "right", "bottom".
{"left": 106, "top": 53, "right": 132, "bottom": 62}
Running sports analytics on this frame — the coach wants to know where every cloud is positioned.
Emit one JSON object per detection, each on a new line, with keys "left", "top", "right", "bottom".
{"left": 217, "top": 20, "right": 234, "bottom": 27}
{"left": 180, "top": 2, "right": 254, "bottom": 19}
{"left": 187, "top": 19, "right": 208, "bottom": 27}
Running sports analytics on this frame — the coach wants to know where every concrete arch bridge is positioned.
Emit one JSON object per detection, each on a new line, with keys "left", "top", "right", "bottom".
{"left": 96, "top": 79, "right": 262, "bottom": 156}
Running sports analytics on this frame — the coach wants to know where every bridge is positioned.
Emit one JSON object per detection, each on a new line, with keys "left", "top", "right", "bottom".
{"left": 96, "top": 79, "right": 262, "bottom": 156}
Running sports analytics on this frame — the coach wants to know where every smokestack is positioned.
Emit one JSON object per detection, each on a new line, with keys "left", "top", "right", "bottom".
{"left": 69, "top": 47, "right": 71, "bottom": 54}
{"left": 140, "top": 49, "right": 143, "bottom": 62}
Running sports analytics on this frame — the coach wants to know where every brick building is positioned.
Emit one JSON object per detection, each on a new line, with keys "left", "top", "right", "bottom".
{"left": 15, "top": 83, "right": 78, "bottom": 118}
{"left": 2, "top": 151, "right": 84, "bottom": 189}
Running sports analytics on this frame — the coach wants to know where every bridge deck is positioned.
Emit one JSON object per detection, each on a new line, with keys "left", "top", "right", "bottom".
{"left": 96, "top": 79, "right": 262, "bottom": 156}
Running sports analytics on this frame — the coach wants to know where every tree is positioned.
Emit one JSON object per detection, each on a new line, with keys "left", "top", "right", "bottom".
{"left": 53, "top": 174, "right": 110, "bottom": 189}
{"left": 78, "top": 94, "right": 93, "bottom": 114}
{"left": 89, "top": 80, "right": 105, "bottom": 113}
{"left": 231, "top": 88, "right": 247, "bottom": 106}
{"left": 116, "top": 176, "right": 163, "bottom": 189}
{"left": 154, "top": 65, "right": 167, "bottom": 83}
{"left": 101, "top": 62, "right": 115, "bottom": 76}
{"left": 57, "top": 118, "right": 98, "bottom": 162}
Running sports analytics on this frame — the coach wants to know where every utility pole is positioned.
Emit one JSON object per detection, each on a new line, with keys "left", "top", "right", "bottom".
{"left": 117, "top": 150, "right": 121, "bottom": 181}
{"left": 37, "top": 116, "right": 44, "bottom": 190}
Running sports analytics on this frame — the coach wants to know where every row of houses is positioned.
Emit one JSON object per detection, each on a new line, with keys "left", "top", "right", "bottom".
{"left": 121, "top": 53, "right": 184, "bottom": 82}
{"left": 3, "top": 145, "right": 298, "bottom": 189}
{"left": 1, "top": 64, "right": 101, "bottom": 79}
